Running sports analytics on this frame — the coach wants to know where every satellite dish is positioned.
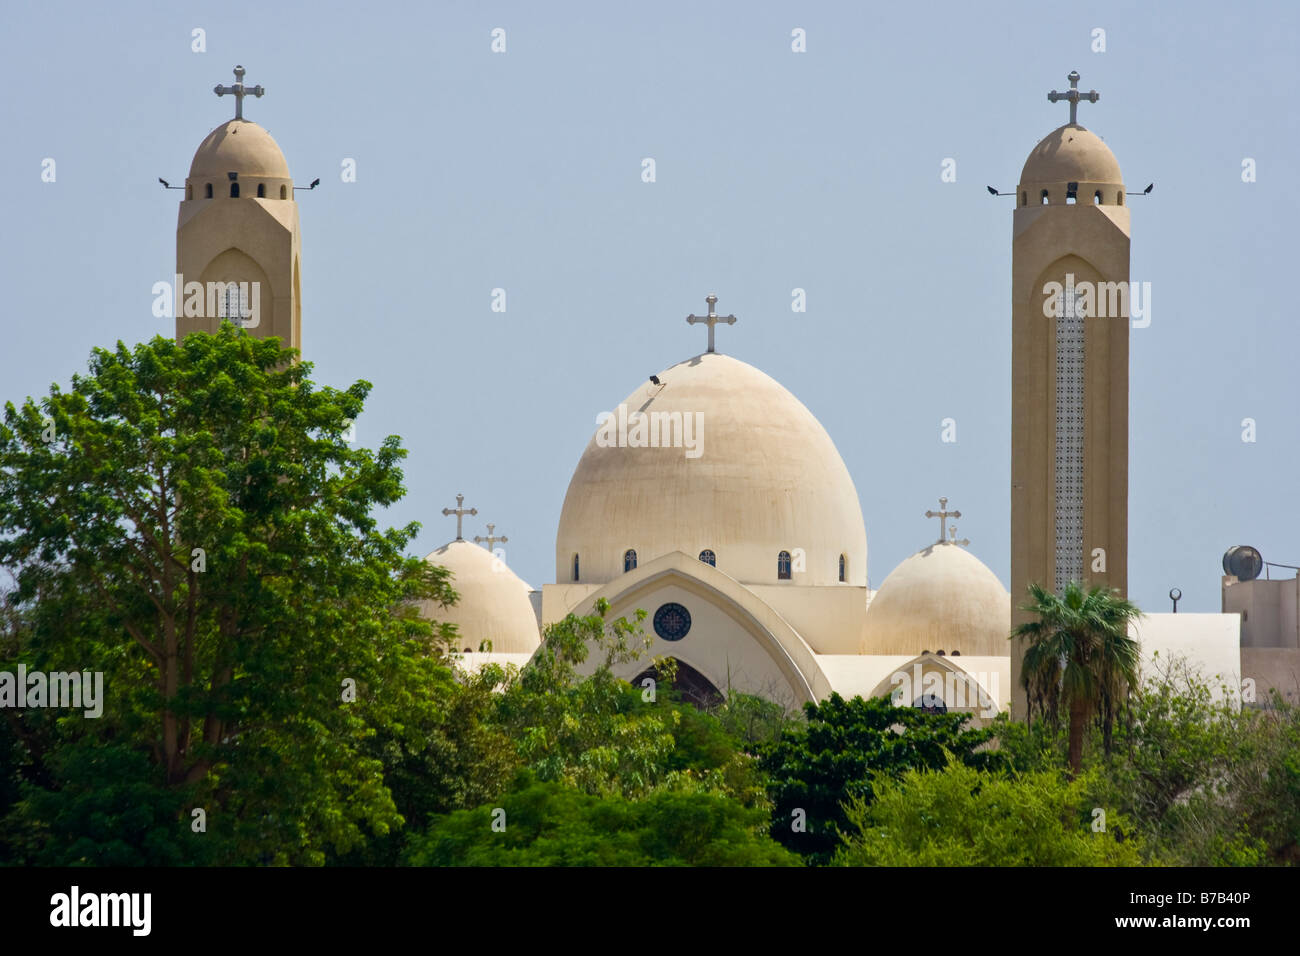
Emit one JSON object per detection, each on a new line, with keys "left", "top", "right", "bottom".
{"left": 1223, "top": 545, "right": 1264, "bottom": 581}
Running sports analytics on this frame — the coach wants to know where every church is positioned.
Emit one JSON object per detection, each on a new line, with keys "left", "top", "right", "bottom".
{"left": 173, "top": 66, "right": 1292, "bottom": 724}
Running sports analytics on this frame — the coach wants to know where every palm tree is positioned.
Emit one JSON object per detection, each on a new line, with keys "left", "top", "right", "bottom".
{"left": 1012, "top": 581, "right": 1143, "bottom": 775}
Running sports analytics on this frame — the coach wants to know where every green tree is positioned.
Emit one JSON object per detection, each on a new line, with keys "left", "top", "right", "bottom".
{"left": 757, "top": 693, "right": 997, "bottom": 865}
{"left": 406, "top": 773, "right": 800, "bottom": 867}
{"left": 491, "top": 600, "right": 769, "bottom": 807}
{"left": 1013, "top": 581, "right": 1142, "bottom": 774}
{"left": 0, "top": 326, "right": 456, "bottom": 864}
{"left": 832, "top": 757, "right": 1143, "bottom": 866}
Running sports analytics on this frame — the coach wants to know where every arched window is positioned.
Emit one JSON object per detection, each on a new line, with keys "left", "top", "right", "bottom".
{"left": 572, "top": 554, "right": 580, "bottom": 581}
{"left": 280, "top": 184, "right": 288, "bottom": 199}
{"left": 186, "top": 184, "right": 193, "bottom": 200}
{"left": 951, "top": 650, "right": 961, "bottom": 656}
{"left": 936, "top": 650, "right": 946, "bottom": 656}
{"left": 1117, "top": 191, "right": 1124, "bottom": 205}
{"left": 230, "top": 182, "right": 240, "bottom": 198}
{"left": 623, "top": 549, "right": 637, "bottom": 572}
{"left": 257, "top": 183, "right": 266, "bottom": 198}
{"left": 205, "top": 183, "right": 213, "bottom": 198}
{"left": 1020, "top": 191, "right": 1026, "bottom": 206}
{"left": 838, "top": 553, "right": 847, "bottom": 582}
{"left": 777, "top": 550, "right": 792, "bottom": 580}
{"left": 1094, "top": 190, "right": 1103, "bottom": 204}
{"left": 1040, "top": 189, "right": 1049, "bottom": 205}
{"left": 698, "top": 549, "right": 716, "bottom": 567}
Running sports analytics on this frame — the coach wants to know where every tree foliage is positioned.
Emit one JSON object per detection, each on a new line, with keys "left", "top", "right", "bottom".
{"left": 833, "top": 758, "right": 1143, "bottom": 866}
{"left": 0, "top": 327, "right": 458, "bottom": 864}
{"left": 757, "top": 693, "right": 997, "bottom": 864}
{"left": 406, "top": 773, "right": 800, "bottom": 867}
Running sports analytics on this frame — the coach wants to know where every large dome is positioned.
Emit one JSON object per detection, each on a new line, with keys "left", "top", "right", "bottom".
{"left": 555, "top": 352, "right": 867, "bottom": 587}
{"left": 861, "top": 542, "right": 1010, "bottom": 656}
{"left": 422, "top": 540, "right": 540, "bottom": 654}
{"left": 1020, "top": 124, "right": 1122, "bottom": 188}
{"left": 188, "top": 120, "right": 291, "bottom": 182}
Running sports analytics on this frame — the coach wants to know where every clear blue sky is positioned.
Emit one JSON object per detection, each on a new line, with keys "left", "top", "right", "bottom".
{"left": 2, "top": 0, "right": 1297, "bottom": 612}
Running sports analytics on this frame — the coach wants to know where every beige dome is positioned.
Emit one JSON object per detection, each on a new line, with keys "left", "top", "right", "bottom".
{"left": 861, "top": 542, "right": 1010, "bottom": 656}
{"left": 422, "top": 540, "right": 540, "bottom": 654}
{"left": 1020, "top": 124, "right": 1122, "bottom": 188}
{"left": 188, "top": 120, "right": 291, "bottom": 182}
{"left": 555, "top": 351, "right": 867, "bottom": 587}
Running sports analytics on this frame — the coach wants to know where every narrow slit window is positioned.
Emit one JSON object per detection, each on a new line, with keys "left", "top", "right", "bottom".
{"left": 777, "top": 550, "right": 792, "bottom": 580}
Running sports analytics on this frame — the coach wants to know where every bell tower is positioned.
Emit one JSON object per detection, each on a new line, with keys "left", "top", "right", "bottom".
{"left": 1010, "top": 72, "right": 1131, "bottom": 718}
{"left": 176, "top": 65, "right": 302, "bottom": 353}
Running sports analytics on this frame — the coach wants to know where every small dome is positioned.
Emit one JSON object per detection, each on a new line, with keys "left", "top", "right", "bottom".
{"left": 1020, "top": 124, "right": 1122, "bottom": 187}
{"left": 421, "top": 540, "right": 540, "bottom": 654}
{"left": 861, "top": 542, "right": 1009, "bottom": 656}
{"left": 555, "top": 352, "right": 867, "bottom": 587}
{"left": 188, "top": 120, "right": 291, "bottom": 182}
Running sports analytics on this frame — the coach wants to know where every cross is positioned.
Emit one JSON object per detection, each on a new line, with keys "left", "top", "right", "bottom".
{"left": 474, "top": 523, "right": 508, "bottom": 551}
{"left": 1047, "top": 70, "right": 1098, "bottom": 126}
{"left": 442, "top": 493, "right": 477, "bottom": 541}
{"left": 686, "top": 295, "right": 737, "bottom": 354}
{"left": 924, "top": 497, "right": 961, "bottom": 544}
{"left": 947, "top": 524, "right": 970, "bottom": 547}
{"left": 214, "top": 65, "right": 265, "bottom": 121}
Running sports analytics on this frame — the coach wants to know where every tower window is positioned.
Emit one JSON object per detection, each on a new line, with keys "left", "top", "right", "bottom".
{"left": 280, "top": 184, "right": 288, "bottom": 199}
{"left": 777, "top": 550, "right": 792, "bottom": 580}
{"left": 1040, "top": 189, "right": 1049, "bottom": 205}
{"left": 951, "top": 650, "right": 961, "bottom": 656}
{"left": 1094, "top": 190, "right": 1103, "bottom": 204}
{"left": 186, "top": 184, "right": 193, "bottom": 200}
{"left": 1066, "top": 181, "right": 1078, "bottom": 203}
{"left": 699, "top": 549, "right": 716, "bottom": 567}
{"left": 572, "top": 553, "right": 580, "bottom": 581}
{"left": 623, "top": 549, "right": 637, "bottom": 572}
{"left": 257, "top": 183, "right": 266, "bottom": 198}
{"left": 230, "top": 182, "right": 240, "bottom": 198}
{"left": 937, "top": 650, "right": 945, "bottom": 656}
{"left": 1020, "top": 191, "right": 1026, "bottom": 207}
{"left": 1117, "top": 191, "right": 1124, "bottom": 206}
{"left": 839, "top": 553, "right": 847, "bottom": 582}
{"left": 205, "top": 183, "right": 213, "bottom": 198}
{"left": 222, "top": 285, "right": 249, "bottom": 327}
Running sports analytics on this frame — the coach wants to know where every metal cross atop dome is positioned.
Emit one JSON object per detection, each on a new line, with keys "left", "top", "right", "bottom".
{"left": 214, "top": 65, "right": 265, "bottom": 121}
{"left": 948, "top": 524, "right": 970, "bottom": 547}
{"left": 925, "top": 497, "right": 961, "bottom": 544}
{"left": 686, "top": 295, "right": 737, "bottom": 354}
{"left": 442, "top": 493, "right": 477, "bottom": 541}
{"left": 474, "top": 523, "right": 508, "bottom": 551}
{"left": 1047, "top": 70, "right": 1099, "bottom": 126}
